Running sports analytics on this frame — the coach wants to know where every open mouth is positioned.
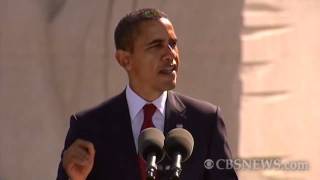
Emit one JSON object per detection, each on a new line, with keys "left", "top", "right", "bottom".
{"left": 159, "top": 64, "right": 177, "bottom": 75}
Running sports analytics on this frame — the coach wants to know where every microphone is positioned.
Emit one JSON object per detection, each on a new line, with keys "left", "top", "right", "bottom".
{"left": 164, "top": 128, "right": 194, "bottom": 180}
{"left": 138, "top": 127, "right": 165, "bottom": 179}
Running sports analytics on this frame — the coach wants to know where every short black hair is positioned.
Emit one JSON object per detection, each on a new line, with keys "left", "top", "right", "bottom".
{"left": 114, "top": 8, "right": 168, "bottom": 52}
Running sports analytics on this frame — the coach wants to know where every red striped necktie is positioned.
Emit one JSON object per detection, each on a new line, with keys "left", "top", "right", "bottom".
{"left": 138, "top": 103, "right": 157, "bottom": 180}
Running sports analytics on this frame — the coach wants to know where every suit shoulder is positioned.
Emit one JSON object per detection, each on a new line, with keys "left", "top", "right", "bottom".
{"left": 171, "top": 91, "right": 219, "bottom": 114}
{"left": 74, "top": 92, "right": 125, "bottom": 121}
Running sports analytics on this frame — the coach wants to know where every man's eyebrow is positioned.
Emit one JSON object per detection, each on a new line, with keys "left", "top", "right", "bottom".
{"left": 146, "top": 37, "right": 178, "bottom": 47}
{"left": 169, "top": 38, "right": 178, "bottom": 44}
{"left": 146, "top": 39, "right": 164, "bottom": 46}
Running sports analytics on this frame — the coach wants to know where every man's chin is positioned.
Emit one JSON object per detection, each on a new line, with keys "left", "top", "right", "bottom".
{"left": 162, "top": 82, "right": 177, "bottom": 91}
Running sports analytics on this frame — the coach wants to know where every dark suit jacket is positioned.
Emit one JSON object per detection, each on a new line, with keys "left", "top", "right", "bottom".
{"left": 57, "top": 90, "right": 238, "bottom": 180}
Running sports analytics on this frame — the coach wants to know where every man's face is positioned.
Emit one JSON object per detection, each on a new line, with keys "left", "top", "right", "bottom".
{"left": 125, "top": 18, "right": 180, "bottom": 98}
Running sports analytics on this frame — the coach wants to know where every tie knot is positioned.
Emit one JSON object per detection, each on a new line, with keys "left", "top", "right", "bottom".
{"left": 143, "top": 103, "right": 157, "bottom": 117}
{"left": 140, "top": 103, "right": 157, "bottom": 131}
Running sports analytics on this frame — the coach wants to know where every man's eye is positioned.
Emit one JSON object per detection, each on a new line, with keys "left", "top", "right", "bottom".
{"left": 169, "top": 41, "right": 177, "bottom": 49}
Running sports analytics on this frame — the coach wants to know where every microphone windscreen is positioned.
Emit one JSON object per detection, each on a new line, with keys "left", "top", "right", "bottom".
{"left": 138, "top": 127, "right": 165, "bottom": 162}
{"left": 164, "top": 128, "right": 194, "bottom": 162}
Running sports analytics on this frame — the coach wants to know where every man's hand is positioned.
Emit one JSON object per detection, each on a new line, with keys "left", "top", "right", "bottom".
{"left": 62, "top": 139, "right": 95, "bottom": 180}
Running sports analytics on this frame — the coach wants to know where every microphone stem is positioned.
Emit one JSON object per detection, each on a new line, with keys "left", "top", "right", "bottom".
{"left": 170, "top": 153, "right": 182, "bottom": 180}
{"left": 146, "top": 153, "right": 157, "bottom": 180}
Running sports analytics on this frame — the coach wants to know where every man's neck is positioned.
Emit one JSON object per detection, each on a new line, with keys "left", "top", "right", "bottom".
{"left": 128, "top": 83, "right": 163, "bottom": 102}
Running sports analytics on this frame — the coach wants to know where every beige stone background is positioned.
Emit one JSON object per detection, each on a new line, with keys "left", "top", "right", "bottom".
{"left": 0, "top": 0, "right": 319, "bottom": 179}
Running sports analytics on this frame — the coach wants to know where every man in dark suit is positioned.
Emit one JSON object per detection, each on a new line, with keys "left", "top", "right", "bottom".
{"left": 57, "top": 8, "right": 238, "bottom": 180}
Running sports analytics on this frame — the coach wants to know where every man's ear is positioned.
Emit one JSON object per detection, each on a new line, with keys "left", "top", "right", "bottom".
{"left": 115, "top": 50, "right": 131, "bottom": 71}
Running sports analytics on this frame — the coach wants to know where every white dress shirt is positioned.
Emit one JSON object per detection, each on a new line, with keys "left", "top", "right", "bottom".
{"left": 125, "top": 85, "right": 167, "bottom": 153}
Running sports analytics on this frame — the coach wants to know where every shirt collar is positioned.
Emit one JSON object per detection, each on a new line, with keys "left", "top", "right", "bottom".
{"left": 125, "top": 85, "right": 167, "bottom": 120}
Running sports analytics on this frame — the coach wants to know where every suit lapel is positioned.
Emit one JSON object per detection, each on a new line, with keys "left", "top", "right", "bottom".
{"left": 164, "top": 91, "right": 187, "bottom": 135}
{"left": 156, "top": 91, "right": 188, "bottom": 179}
{"left": 104, "top": 91, "right": 141, "bottom": 180}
